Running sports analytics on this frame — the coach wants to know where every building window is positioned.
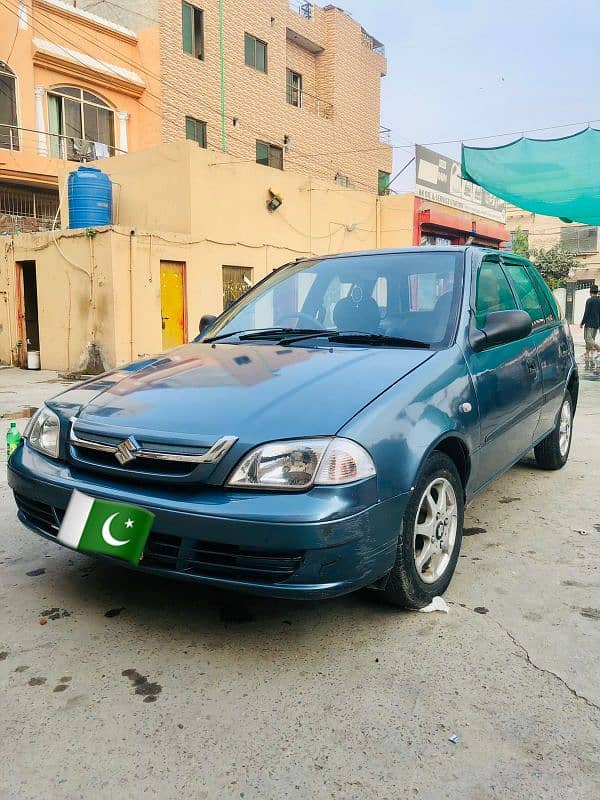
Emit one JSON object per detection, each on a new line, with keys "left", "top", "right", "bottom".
{"left": 223, "top": 266, "right": 253, "bottom": 309}
{"left": 0, "top": 61, "right": 19, "bottom": 151}
{"left": 256, "top": 140, "right": 283, "bottom": 170}
{"left": 378, "top": 170, "right": 390, "bottom": 196}
{"left": 286, "top": 69, "right": 302, "bottom": 107}
{"left": 182, "top": 2, "right": 204, "bottom": 59}
{"left": 335, "top": 173, "right": 354, "bottom": 188}
{"left": 560, "top": 225, "right": 598, "bottom": 255}
{"left": 185, "top": 116, "right": 206, "bottom": 147}
{"left": 245, "top": 34, "right": 267, "bottom": 73}
{"left": 47, "top": 86, "right": 114, "bottom": 160}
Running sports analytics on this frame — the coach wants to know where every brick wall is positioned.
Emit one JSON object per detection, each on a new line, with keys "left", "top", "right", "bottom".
{"left": 158, "top": 0, "right": 392, "bottom": 192}
{"left": 77, "top": 0, "right": 159, "bottom": 32}
{"left": 0, "top": 215, "right": 55, "bottom": 235}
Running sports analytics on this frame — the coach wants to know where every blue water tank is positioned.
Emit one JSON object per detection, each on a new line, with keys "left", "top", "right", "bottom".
{"left": 68, "top": 166, "right": 112, "bottom": 229}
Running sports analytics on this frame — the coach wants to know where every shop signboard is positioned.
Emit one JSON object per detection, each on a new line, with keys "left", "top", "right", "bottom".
{"left": 415, "top": 145, "right": 506, "bottom": 223}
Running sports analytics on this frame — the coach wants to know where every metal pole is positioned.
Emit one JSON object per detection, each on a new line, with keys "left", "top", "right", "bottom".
{"left": 387, "top": 156, "right": 416, "bottom": 190}
{"left": 219, "top": 0, "right": 227, "bottom": 153}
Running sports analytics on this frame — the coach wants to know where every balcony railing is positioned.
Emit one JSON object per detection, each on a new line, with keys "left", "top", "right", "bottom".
{"left": 0, "top": 182, "right": 60, "bottom": 234}
{"left": 289, "top": 1, "right": 313, "bottom": 19}
{"left": 379, "top": 126, "right": 392, "bottom": 144}
{"left": 0, "top": 124, "right": 125, "bottom": 161}
{"left": 361, "top": 30, "right": 385, "bottom": 56}
{"left": 287, "top": 88, "right": 333, "bottom": 120}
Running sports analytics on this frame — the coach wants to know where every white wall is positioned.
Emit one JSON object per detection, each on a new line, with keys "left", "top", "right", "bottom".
{"left": 553, "top": 287, "right": 590, "bottom": 325}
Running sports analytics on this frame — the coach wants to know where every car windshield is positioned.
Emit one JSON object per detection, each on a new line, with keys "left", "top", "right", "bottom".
{"left": 206, "top": 251, "right": 464, "bottom": 348}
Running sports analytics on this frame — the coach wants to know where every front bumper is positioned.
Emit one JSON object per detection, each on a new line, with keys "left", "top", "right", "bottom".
{"left": 8, "top": 444, "right": 408, "bottom": 599}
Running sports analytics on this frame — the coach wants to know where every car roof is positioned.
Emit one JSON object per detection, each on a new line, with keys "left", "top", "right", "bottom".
{"left": 297, "top": 245, "right": 499, "bottom": 262}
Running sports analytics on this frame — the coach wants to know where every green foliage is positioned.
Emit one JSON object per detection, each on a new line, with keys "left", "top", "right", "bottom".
{"left": 529, "top": 245, "right": 578, "bottom": 289}
{"left": 511, "top": 227, "right": 530, "bottom": 258}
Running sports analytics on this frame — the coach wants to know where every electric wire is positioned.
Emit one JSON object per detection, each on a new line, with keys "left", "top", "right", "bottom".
{"left": 5, "top": 0, "right": 597, "bottom": 197}
{"left": 0, "top": 0, "right": 386, "bottom": 190}
{"left": 16, "top": 0, "right": 600, "bottom": 159}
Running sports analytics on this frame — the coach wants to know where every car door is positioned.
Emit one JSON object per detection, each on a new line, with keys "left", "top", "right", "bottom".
{"left": 516, "top": 261, "right": 571, "bottom": 438}
{"left": 467, "top": 256, "right": 544, "bottom": 489}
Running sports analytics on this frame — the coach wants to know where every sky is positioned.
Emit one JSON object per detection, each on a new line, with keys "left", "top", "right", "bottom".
{"left": 340, "top": 0, "right": 600, "bottom": 191}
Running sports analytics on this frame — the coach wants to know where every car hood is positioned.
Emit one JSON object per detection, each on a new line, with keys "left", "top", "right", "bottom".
{"left": 49, "top": 342, "right": 433, "bottom": 441}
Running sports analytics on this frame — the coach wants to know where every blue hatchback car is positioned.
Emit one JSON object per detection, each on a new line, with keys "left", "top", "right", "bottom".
{"left": 9, "top": 247, "right": 577, "bottom": 608}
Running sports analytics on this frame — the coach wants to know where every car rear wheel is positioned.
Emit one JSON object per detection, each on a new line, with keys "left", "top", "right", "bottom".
{"left": 382, "top": 452, "right": 464, "bottom": 609}
{"left": 534, "top": 391, "right": 573, "bottom": 470}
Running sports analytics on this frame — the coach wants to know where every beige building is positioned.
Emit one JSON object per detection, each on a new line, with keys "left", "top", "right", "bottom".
{"left": 507, "top": 206, "right": 600, "bottom": 284}
{"left": 0, "top": 141, "right": 408, "bottom": 372}
{"left": 1, "top": 0, "right": 392, "bottom": 236}
{"left": 79, "top": 0, "right": 393, "bottom": 193}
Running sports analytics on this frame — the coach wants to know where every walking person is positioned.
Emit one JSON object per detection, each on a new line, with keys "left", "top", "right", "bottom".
{"left": 580, "top": 284, "right": 600, "bottom": 368}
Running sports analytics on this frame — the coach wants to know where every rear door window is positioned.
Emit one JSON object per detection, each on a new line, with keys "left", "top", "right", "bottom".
{"left": 475, "top": 261, "right": 517, "bottom": 327}
{"left": 527, "top": 266, "right": 559, "bottom": 321}
{"left": 503, "top": 263, "right": 546, "bottom": 328}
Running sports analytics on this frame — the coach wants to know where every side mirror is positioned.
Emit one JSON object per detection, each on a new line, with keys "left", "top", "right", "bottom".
{"left": 470, "top": 310, "right": 532, "bottom": 352}
{"left": 199, "top": 314, "right": 217, "bottom": 336}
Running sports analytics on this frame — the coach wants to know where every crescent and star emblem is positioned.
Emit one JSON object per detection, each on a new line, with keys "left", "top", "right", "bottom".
{"left": 101, "top": 513, "right": 134, "bottom": 547}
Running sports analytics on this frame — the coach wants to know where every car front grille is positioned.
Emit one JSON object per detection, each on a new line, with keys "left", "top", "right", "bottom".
{"left": 14, "top": 493, "right": 64, "bottom": 535}
{"left": 15, "top": 494, "right": 304, "bottom": 584}
{"left": 68, "top": 428, "right": 237, "bottom": 483}
{"left": 71, "top": 444, "right": 196, "bottom": 478}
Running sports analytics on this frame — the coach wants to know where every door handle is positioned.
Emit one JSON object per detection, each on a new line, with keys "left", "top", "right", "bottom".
{"left": 527, "top": 359, "right": 537, "bottom": 374}
{"left": 559, "top": 344, "right": 568, "bottom": 355}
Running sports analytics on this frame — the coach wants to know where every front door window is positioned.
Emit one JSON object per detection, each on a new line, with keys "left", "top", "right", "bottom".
{"left": 474, "top": 260, "right": 517, "bottom": 328}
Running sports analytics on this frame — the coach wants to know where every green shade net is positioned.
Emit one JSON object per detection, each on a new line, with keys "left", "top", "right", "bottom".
{"left": 462, "top": 128, "right": 600, "bottom": 225}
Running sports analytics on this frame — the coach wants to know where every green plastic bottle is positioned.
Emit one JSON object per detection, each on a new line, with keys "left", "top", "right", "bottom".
{"left": 6, "top": 422, "right": 21, "bottom": 460}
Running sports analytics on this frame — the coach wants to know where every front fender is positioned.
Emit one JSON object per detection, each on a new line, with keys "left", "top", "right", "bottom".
{"left": 338, "top": 348, "right": 480, "bottom": 500}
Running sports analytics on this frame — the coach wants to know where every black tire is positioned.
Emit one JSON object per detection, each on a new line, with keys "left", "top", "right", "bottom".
{"left": 534, "top": 391, "right": 573, "bottom": 470}
{"left": 382, "top": 452, "right": 464, "bottom": 609}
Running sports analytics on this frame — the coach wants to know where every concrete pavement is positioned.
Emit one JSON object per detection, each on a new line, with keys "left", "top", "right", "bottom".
{"left": 0, "top": 363, "right": 599, "bottom": 800}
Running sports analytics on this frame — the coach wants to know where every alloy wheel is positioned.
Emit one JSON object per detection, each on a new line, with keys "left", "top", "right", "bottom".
{"left": 559, "top": 398, "right": 572, "bottom": 458}
{"left": 413, "top": 477, "right": 458, "bottom": 584}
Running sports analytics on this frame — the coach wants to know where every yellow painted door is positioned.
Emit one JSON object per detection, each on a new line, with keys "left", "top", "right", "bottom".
{"left": 160, "top": 261, "right": 186, "bottom": 350}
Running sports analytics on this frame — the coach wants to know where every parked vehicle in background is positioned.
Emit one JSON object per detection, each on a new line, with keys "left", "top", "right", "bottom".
{"left": 9, "top": 247, "right": 577, "bottom": 608}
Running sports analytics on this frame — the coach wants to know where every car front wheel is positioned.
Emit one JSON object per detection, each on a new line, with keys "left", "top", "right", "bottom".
{"left": 383, "top": 452, "right": 464, "bottom": 609}
{"left": 534, "top": 391, "right": 573, "bottom": 470}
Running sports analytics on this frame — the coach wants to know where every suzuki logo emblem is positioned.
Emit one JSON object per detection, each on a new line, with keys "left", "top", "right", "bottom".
{"left": 115, "top": 436, "right": 141, "bottom": 465}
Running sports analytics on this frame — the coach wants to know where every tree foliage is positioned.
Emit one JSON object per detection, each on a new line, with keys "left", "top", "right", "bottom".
{"left": 511, "top": 227, "right": 530, "bottom": 258}
{"left": 529, "top": 246, "right": 578, "bottom": 289}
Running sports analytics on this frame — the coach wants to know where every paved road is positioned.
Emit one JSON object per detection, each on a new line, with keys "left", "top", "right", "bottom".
{"left": 0, "top": 365, "right": 599, "bottom": 800}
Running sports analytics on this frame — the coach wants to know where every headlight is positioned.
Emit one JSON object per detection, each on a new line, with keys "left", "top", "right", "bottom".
{"left": 226, "top": 437, "right": 376, "bottom": 490}
{"left": 25, "top": 406, "right": 60, "bottom": 459}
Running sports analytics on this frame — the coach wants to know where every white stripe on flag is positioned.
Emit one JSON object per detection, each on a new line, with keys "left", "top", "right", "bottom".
{"left": 58, "top": 490, "right": 94, "bottom": 549}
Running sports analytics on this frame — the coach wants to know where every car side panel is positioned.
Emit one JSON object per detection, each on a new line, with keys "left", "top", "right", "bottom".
{"left": 338, "top": 346, "right": 480, "bottom": 501}
{"left": 465, "top": 332, "right": 543, "bottom": 492}
{"left": 533, "top": 320, "right": 573, "bottom": 438}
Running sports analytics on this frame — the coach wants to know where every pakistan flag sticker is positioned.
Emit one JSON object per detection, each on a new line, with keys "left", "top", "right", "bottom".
{"left": 58, "top": 490, "right": 154, "bottom": 565}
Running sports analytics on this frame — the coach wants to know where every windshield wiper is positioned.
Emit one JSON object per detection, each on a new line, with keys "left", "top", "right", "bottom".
{"left": 204, "top": 327, "right": 301, "bottom": 343}
{"left": 283, "top": 330, "right": 431, "bottom": 348}
{"left": 238, "top": 327, "right": 326, "bottom": 341}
